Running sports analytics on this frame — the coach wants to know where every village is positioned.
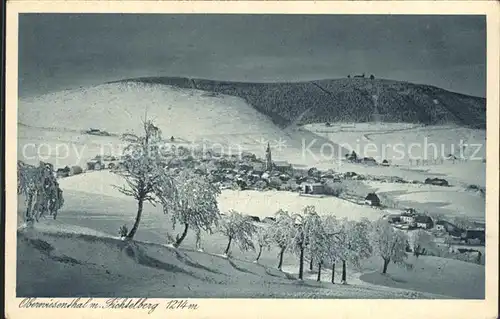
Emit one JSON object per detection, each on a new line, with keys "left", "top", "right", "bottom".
{"left": 52, "top": 135, "right": 485, "bottom": 256}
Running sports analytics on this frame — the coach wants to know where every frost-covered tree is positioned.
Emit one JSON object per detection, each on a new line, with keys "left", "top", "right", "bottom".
{"left": 291, "top": 213, "right": 306, "bottom": 280}
{"left": 291, "top": 206, "right": 324, "bottom": 280}
{"left": 339, "top": 218, "right": 372, "bottom": 283}
{"left": 254, "top": 225, "right": 272, "bottom": 263}
{"left": 371, "top": 219, "right": 409, "bottom": 274}
{"left": 219, "top": 210, "right": 257, "bottom": 256}
{"left": 322, "top": 215, "right": 344, "bottom": 283}
{"left": 115, "top": 120, "right": 176, "bottom": 239}
{"left": 409, "top": 229, "right": 435, "bottom": 258}
{"left": 303, "top": 212, "right": 327, "bottom": 281}
{"left": 17, "top": 161, "right": 64, "bottom": 223}
{"left": 452, "top": 215, "right": 475, "bottom": 230}
{"left": 269, "top": 209, "right": 296, "bottom": 270}
{"left": 426, "top": 211, "right": 445, "bottom": 223}
{"left": 164, "top": 170, "right": 221, "bottom": 248}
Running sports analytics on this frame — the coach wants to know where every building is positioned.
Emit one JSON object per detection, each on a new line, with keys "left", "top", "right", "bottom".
{"left": 56, "top": 166, "right": 71, "bottom": 178}
{"left": 435, "top": 222, "right": 446, "bottom": 231}
{"left": 425, "top": 178, "right": 449, "bottom": 187}
{"left": 262, "top": 217, "right": 276, "bottom": 224}
{"left": 364, "top": 193, "right": 381, "bottom": 206}
{"left": 415, "top": 215, "right": 434, "bottom": 229}
{"left": 302, "top": 182, "right": 325, "bottom": 195}
{"left": 361, "top": 157, "right": 378, "bottom": 166}
{"left": 435, "top": 220, "right": 463, "bottom": 237}
{"left": 461, "top": 229, "right": 485, "bottom": 244}
{"left": 274, "top": 161, "right": 293, "bottom": 173}
{"left": 383, "top": 214, "right": 401, "bottom": 224}
{"left": 252, "top": 163, "right": 265, "bottom": 175}
{"left": 400, "top": 213, "right": 416, "bottom": 224}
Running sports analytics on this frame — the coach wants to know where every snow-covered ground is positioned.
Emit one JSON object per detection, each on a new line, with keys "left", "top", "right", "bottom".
{"left": 365, "top": 181, "right": 485, "bottom": 221}
{"left": 17, "top": 187, "right": 484, "bottom": 299}
{"left": 56, "top": 170, "right": 384, "bottom": 221}
{"left": 302, "top": 122, "right": 486, "bottom": 187}
{"left": 218, "top": 190, "right": 384, "bottom": 220}
{"left": 17, "top": 224, "right": 448, "bottom": 299}
{"left": 359, "top": 255, "right": 484, "bottom": 299}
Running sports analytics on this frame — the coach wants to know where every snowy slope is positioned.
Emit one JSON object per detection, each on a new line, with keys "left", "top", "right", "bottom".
{"left": 359, "top": 255, "right": 484, "bottom": 299}
{"left": 18, "top": 82, "right": 348, "bottom": 168}
{"left": 17, "top": 226, "right": 447, "bottom": 299}
{"left": 18, "top": 178, "right": 484, "bottom": 299}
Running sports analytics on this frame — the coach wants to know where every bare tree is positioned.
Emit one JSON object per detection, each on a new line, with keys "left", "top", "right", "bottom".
{"left": 409, "top": 229, "right": 436, "bottom": 258}
{"left": 322, "top": 215, "right": 343, "bottom": 284}
{"left": 165, "top": 170, "right": 221, "bottom": 248}
{"left": 255, "top": 225, "right": 272, "bottom": 263}
{"left": 371, "top": 219, "right": 409, "bottom": 274}
{"left": 269, "top": 209, "right": 296, "bottom": 270}
{"left": 114, "top": 120, "right": 175, "bottom": 239}
{"left": 305, "top": 213, "right": 328, "bottom": 282}
{"left": 340, "top": 218, "right": 372, "bottom": 283}
{"left": 219, "top": 210, "right": 257, "bottom": 256}
{"left": 452, "top": 215, "right": 475, "bottom": 230}
{"left": 291, "top": 206, "right": 323, "bottom": 280}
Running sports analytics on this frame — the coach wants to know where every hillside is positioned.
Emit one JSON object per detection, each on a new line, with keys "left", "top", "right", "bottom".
{"left": 114, "top": 77, "right": 486, "bottom": 129}
{"left": 17, "top": 82, "right": 348, "bottom": 168}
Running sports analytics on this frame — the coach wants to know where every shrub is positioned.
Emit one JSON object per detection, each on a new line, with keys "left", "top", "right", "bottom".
{"left": 268, "top": 177, "right": 282, "bottom": 189}
{"left": 254, "top": 180, "right": 268, "bottom": 190}
{"left": 279, "top": 183, "right": 295, "bottom": 192}
{"left": 323, "top": 181, "right": 346, "bottom": 197}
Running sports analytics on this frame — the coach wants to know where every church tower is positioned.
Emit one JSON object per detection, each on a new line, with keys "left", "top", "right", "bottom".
{"left": 265, "top": 142, "right": 273, "bottom": 171}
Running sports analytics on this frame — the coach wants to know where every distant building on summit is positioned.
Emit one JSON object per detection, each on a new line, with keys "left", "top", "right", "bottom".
{"left": 265, "top": 142, "right": 273, "bottom": 171}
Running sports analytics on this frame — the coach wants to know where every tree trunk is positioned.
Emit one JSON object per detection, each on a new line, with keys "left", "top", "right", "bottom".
{"left": 298, "top": 245, "right": 304, "bottom": 280}
{"left": 414, "top": 245, "right": 421, "bottom": 258}
{"left": 127, "top": 198, "right": 144, "bottom": 239}
{"left": 256, "top": 245, "right": 263, "bottom": 262}
{"left": 174, "top": 223, "right": 189, "bottom": 248}
{"left": 224, "top": 237, "right": 232, "bottom": 255}
{"left": 277, "top": 246, "right": 285, "bottom": 270}
{"left": 382, "top": 258, "right": 390, "bottom": 274}
{"left": 317, "top": 262, "right": 322, "bottom": 282}
{"left": 331, "top": 263, "right": 335, "bottom": 284}
{"left": 341, "top": 260, "right": 347, "bottom": 284}
{"left": 309, "top": 257, "right": 314, "bottom": 271}
{"left": 25, "top": 195, "right": 34, "bottom": 221}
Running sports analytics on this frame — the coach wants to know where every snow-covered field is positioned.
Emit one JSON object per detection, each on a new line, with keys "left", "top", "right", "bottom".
{"left": 303, "top": 122, "right": 486, "bottom": 187}
{"left": 18, "top": 224, "right": 449, "bottom": 299}
{"left": 218, "top": 190, "right": 384, "bottom": 220}
{"left": 364, "top": 181, "right": 485, "bottom": 221}
{"left": 56, "top": 170, "right": 384, "bottom": 221}
{"left": 17, "top": 186, "right": 484, "bottom": 299}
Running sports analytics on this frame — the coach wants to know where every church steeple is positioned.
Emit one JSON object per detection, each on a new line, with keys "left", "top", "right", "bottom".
{"left": 265, "top": 142, "right": 273, "bottom": 171}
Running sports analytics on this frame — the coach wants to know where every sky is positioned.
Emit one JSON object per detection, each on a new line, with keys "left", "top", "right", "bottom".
{"left": 18, "top": 14, "right": 486, "bottom": 98}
